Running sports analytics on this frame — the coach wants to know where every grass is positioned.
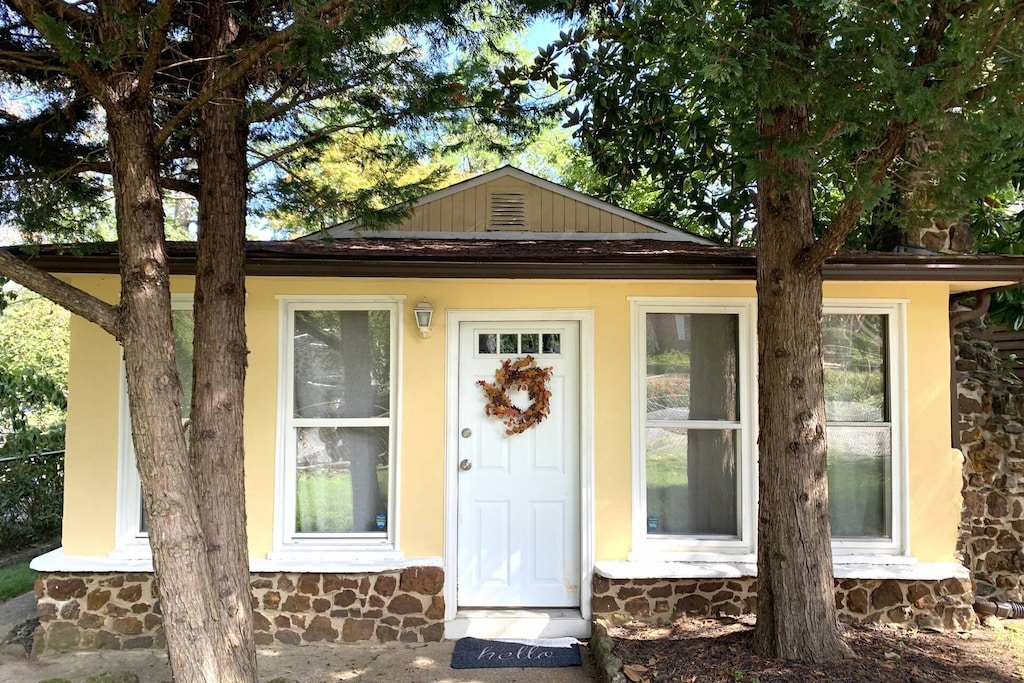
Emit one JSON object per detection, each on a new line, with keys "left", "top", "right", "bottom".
{"left": 645, "top": 429, "right": 890, "bottom": 538}
{"left": 0, "top": 562, "right": 35, "bottom": 602}
{"left": 295, "top": 467, "right": 388, "bottom": 533}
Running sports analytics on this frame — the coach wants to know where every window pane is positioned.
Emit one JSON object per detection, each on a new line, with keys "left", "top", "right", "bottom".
{"left": 823, "top": 314, "right": 887, "bottom": 422}
{"left": 478, "top": 333, "right": 496, "bottom": 354}
{"left": 542, "top": 333, "right": 561, "bottom": 354}
{"left": 646, "top": 314, "right": 738, "bottom": 421}
{"left": 646, "top": 428, "right": 738, "bottom": 537}
{"left": 500, "top": 334, "right": 518, "bottom": 354}
{"left": 293, "top": 310, "right": 390, "bottom": 419}
{"left": 520, "top": 333, "right": 539, "bottom": 353}
{"left": 827, "top": 425, "right": 891, "bottom": 539}
{"left": 295, "top": 427, "right": 389, "bottom": 534}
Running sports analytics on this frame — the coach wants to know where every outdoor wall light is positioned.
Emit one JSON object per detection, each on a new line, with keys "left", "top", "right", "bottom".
{"left": 414, "top": 300, "right": 434, "bottom": 338}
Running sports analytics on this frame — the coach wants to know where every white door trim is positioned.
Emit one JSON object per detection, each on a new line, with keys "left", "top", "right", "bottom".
{"left": 444, "top": 309, "right": 594, "bottom": 635}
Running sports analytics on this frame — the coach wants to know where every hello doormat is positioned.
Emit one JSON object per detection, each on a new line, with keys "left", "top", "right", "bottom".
{"left": 450, "top": 637, "right": 582, "bottom": 669}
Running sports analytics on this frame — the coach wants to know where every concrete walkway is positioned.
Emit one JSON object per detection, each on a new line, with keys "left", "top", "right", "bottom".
{"left": 0, "top": 591, "right": 36, "bottom": 641}
{"left": 0, "top": 628, "right": 597, "bottom": 683}
{"left": 1, "top": 588, "right": 597, "bottom": 682}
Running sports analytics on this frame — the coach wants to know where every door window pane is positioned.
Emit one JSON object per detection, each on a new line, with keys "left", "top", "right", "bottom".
{"left": 500, "top": 334, "right": 518, "bottom": 354}
{"left": 293, "top": 310, "right": 390, "bottom": 419}
{"left": 542, "top": 333, "right": 561, "bottom": 354}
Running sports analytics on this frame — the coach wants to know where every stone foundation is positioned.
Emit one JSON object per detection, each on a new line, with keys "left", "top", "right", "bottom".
{"left": 955, "top": 322, "right": 1024, "bottom": 601}
{"left": 33, "top": 566, "right": 445, "bottom": 652}
{"left": 592, "top": 575, "right": 976, "bottom": 631}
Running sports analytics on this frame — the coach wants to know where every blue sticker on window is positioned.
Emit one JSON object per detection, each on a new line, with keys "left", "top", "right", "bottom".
{"left": 376, "top": 514, "right": 386, "bottom": 530}
{"left": 647, "top": 516, "right": 659, "bottom": 531}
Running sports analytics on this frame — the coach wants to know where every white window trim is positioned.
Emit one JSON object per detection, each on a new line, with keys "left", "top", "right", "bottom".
{"left": 270, "top": 295, "right": 405, "bottom": 562}
{"left": 628, "top": 297, "right": 909, "bottom": 563}
{"left": 112, "top": 294, "right": 193, "bottom": 560}
{"left": 823, "top": 299, "right": 908, "bottom": 557}
{"left": 628, "top": 297, "right": 758, "bottom": 560}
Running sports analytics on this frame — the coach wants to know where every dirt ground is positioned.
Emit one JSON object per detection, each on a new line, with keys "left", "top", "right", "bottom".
{"left": 609, "top": 617, "right": 1024, "bottom": 683}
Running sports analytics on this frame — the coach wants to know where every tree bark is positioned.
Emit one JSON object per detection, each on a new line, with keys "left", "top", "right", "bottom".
{"left": 108, "top": 101, "right": 254, "bottom": 682}
{"left": 751, "top": 102, "right": 853, "bottom": 661}
{"left": 188, "top": 1, "right": 257, "bottom": 678}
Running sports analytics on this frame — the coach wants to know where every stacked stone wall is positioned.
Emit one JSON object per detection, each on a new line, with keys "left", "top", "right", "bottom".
{"left": 956, "top": 321, "right": 1024, "bottom": 601}
{"left": 33, "top": 566, "right": 445, "bottom": 653}
{"left": 591, "top": 575, "right": 975, "bottom": 631}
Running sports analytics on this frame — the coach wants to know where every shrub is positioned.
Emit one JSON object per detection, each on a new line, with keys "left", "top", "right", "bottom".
{"left": 0, "top": 451, "right": 63, "bottom": 550}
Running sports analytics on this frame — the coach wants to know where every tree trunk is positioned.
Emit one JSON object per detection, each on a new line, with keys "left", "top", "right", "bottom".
{"left": 189, "top": 1, "right": 257, "bottom": 678}
{"left": 751, "top": 102, "right": 853, "bottom": 661}
{"left": 108, "top": 102, "right": 253, "bottom": 681}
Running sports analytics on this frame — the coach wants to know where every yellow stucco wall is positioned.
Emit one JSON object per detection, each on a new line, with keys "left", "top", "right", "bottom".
{"left": 62, "top": 276, "right": 958, "bottom": 563}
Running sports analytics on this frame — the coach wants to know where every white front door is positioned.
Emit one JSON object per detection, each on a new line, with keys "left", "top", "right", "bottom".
{"left": 457, "top": 320, "right": 581, "bottom": 608}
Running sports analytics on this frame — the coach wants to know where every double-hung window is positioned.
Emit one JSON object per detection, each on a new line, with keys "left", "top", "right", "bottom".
{"left": 275, "top": 297, "right": 401, "bottom": 554}
{"left": 630, "top": 299, "right": 756, "bottom": 557}
{"left": 114, "top": 296, "right": 194, "bottom": 556}
{"left": 631, "top": 298, "right": 905, "bottom": 562}
{"left": 823, "top": 302, "right": 905, "bottom": 556}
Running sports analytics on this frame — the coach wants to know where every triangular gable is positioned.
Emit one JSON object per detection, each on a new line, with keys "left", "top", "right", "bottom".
{"left": 303, "top": 166, "right": 715, "bottom": 244}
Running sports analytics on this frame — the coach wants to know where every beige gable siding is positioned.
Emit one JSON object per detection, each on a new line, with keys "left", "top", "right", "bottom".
{"left": 387, "top": 177, "right": 660, "bottom": 234}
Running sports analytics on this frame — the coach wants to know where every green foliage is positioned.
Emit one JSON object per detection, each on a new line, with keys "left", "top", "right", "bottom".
{"left": 0, "top": 452, "right": 63, "bottom": 550}
{"left": 2, "top": 0, "right": 565, "bottom": 243}
{"left": 0, "top": 291, "right": 68, "bottom": 455}
{"left": 971, "top": 180, "right": 1024, "bottom": 329}
{"left": 513, "top": 1, "right": 1024, "bottom": 245}
{"left": 0, "top": 561, "right": 36, "bottom": 601}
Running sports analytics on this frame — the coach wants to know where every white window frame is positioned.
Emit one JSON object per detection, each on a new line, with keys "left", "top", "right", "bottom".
{"left": 270, "top": 295, "right": 404, "bottom": 560}
{"left": 824, "top": 299, "right": 908, "bottom": 558}
{"left": 628, "top": 298, "right": 758, "bottom": 561}
{"left": 628, "top": 297, "right": 908, "bottom": 564}
{"left": 112, "top": 294, "right": 193, "bottom": 560}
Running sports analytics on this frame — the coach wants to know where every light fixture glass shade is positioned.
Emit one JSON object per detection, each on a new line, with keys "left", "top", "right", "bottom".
{"left": 413, "top": 300, "right": 433, "bottom": 337}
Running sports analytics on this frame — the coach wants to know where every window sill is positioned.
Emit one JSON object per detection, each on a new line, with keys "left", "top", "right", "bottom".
{"left": 32, "top": 547, "right": 444, "bottom": 576}
{"left": 256, "top": 551, "right": 440, "bottom": 574}
{"left": 31, "top": 548, "right": 155, "bottom": 573}
{"left": 597, "top": 559, "right": 969, "bottom": 582}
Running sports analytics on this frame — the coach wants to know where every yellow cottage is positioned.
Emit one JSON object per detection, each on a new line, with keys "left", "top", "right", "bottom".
{"left": 26, "top": 167, "right": 1024, "bottom": 649}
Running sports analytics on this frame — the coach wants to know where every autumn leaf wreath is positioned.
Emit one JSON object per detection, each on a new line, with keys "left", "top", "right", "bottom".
{"left": 477, "top": 355, "right": 553, "bottom": 435}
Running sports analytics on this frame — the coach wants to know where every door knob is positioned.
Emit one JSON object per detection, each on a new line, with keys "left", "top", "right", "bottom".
{"left": 460, "top": 459, "right": 473, "bottom": 471}
{"left": 461, "top": 428, "right": 472, "bottom": 438}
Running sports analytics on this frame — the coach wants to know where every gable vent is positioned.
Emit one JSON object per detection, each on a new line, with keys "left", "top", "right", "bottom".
{"left": 489, "top": 192, "right": 527, "bottom": 229}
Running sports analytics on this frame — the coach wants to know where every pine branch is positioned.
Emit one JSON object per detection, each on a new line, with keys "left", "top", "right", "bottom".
{"left": 247, "top": 118, "right": 375, "bottom": 172}
{"left": 0, "top": 249, "right": 121, "bottom": 339}
{"left": 135, "top": 0, "right": 177, "bottom": 100}
{"left": 800, "top": 0, "right": 963, "bottom": 269}
{"left": 801, "top": 122, "right": 911, "bottom": 268}
{"left": 38, "top": 0, "right": 93, "bottom": 27}
{"left": 153, "top": 0, "right": 352, "bottom": 148}
{"left": 7, "top": 0, "right": 115, "bottom": 110}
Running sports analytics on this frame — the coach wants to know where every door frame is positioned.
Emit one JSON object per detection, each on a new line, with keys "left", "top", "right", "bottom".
{"left": 444, "top": 308, "right": 594, "bottom": 624}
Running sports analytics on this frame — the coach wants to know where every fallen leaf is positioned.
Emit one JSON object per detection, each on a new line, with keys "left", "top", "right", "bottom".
{"left": 623, "top": 664, "right": 649, "bottom": 682}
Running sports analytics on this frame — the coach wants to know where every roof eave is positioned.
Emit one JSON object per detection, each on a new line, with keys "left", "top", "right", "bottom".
{"left": 21, "top": 250, "right": 1024, "bottom": 285}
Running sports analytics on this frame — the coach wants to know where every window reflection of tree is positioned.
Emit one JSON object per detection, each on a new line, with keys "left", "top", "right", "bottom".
{"left": 293, "top": 310, "right": 389, "bottom": 533}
